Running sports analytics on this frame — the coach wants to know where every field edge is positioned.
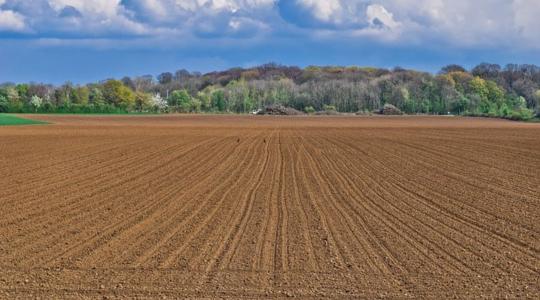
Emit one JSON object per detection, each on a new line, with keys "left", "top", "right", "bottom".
{"left": 0, "top": 114, "right": 49, "bottom": 126}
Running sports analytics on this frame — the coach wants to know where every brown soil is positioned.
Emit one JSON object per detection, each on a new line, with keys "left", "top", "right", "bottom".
{"left": 0, "top": 115, "right": 539, "bottom": 298}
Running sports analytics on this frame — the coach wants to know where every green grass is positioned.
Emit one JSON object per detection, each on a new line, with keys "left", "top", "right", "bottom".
{"left": 0, "top": 114, "right": 48, "bottom": 126}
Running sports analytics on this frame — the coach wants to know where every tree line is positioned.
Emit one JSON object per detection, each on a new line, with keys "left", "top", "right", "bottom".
{"left": 1, "top": 63, "right": 539, "bottom": 120}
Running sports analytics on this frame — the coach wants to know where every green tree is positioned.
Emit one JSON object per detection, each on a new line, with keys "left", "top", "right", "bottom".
{"left": 15, "top": 84, "right": 29, "bottom": 102}
{"left": 54, "top": 85, "right": 71, "bottom": 107}
{"left": 498, "top": 103, "right": 511, "bottom": 117}
{"left": 226, "top": 80, "right": 254, "bottom": 113}
{"left": 103, "top": 80, "right": 135, "bottom": 110}
{"left": 212, "top": 90, "right": 226, "bottom": 112}
{"left": 402, "top": 98, "right": 416, "bottom": 114}
{"left": 0, "top": 95, "right": 8, "bottom": 112}
{"left": 71, "top": 86, "right": 90, "bottom": 105}
{"left": 486, "top": 81, "right": 504, "bottom": 107}
{"left": 4, "top": 87, "right": 22, "bottom": 112}
{"left": 169, "top": 90, "right": 193, "bottom": 112}
{"left": 510, "top": 107, "right": 534, "bottom": 120}
{"left": 191, "top": 98, "right": 202, "bottom": 113}
{"left": 89, "top": 88, "right": 105, "bottom": 106}
{"left": 516, "top": 96, "right": 528, "bottom": 110}
{"left": 197, "top": 88, "right": 213, "bottom": 112}
{"left": 448, "top": 71, "right": 473, "bottom": 94}
{"left": 469, "top": 77, "right": 490, "bottom": 113}
{"left": 435, "top": 74, "right": 460, "bottom": 114}
{"left": 450, "top": 95, "right": 469, "bottom": 115}
{"left": 534, "top": 90, "right": 540, "bottom": 115}
{"left": 134, "top": 92, "right": 153, "bottom": 112}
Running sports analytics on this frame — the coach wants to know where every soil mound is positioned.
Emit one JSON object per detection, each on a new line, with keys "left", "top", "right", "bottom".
{"left": 257, "top": 105, "right": 305, "bottom": 115}
{"left": 378, "top": 104, "right": 403, "bottom": 115}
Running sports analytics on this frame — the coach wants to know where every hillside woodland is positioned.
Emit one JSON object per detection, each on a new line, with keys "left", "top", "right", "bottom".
{"left": 1, "top": 63, "right": 539, "bottom": 120}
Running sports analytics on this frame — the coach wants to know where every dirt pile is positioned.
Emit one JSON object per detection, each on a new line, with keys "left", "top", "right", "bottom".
{"left": 257, "top": 104, "right": 305, "bottom": 115}
{"left": 377, "top": 104, "right": 403, "bottom": 115}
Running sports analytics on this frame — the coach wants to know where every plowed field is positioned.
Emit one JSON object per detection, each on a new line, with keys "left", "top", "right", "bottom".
{"left": 1, "top": 115, "right": 539, "bottom": 298}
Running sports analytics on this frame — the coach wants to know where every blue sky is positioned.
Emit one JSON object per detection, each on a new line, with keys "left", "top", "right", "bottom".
{"left": 1, "top": 0, "right": 540, "bottom": 84}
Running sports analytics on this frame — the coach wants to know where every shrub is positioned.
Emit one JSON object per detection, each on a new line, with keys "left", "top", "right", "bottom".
{"left": 0, "top": 96, "right": 8, "bottom": 113}
{"left": 498, "top": 103, "right": 511, "bottom": 117}
{"left": 508, "top": 108, "right": 534, "bottom": 121}
{"left": 304, "top": 106, "right": 315, "bottom": 114}
{"left": 323, "top": 104, "right": 337, "bottom": 112}
{"left": 355, "top": 110, "right": 372, "bottom": 116}
{"left": 40, "top": 102, "right": 56, "bottom": 113}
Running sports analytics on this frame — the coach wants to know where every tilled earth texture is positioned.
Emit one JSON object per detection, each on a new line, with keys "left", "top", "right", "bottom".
{"left": 0, "top": 115, "right": 539, "bottom": 299}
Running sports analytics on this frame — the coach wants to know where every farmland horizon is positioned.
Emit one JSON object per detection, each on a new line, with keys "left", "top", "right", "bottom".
{"left": 2, "top": 1, "right": 540, "bottom": 298}
{"left": 2, "top": 62, "right": 539, "bottom": 121}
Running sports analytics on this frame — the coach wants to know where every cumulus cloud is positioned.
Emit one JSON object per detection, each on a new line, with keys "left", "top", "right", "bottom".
{"left": 512, "top": 0, "right": 540, "bottom": 43}
{"left": 1, "top": 0, "right": 277, "bottom": 38}
{"left": 278, "top": 0, "right": 370, "bottom": 29}
{"left": 0, "top": 0, "right": 149, "bottom": 36}
{"left": 0, "top": 0, "right": 26, "bottom": 32}
{"left": 48, "top": 0, "right": 121, "bottom": 17}
{"left": 296, "top": 0, "right": 343, "bottom": 22}
{"left": 0, "top": 0, "right": 539, "bottom": 49}
{"left": 366, "top": 4, "right": 399, "bottom": 29}
{"left": 0, "top": 9, "right": 26, "bottom": 31}
{"left": 280, "top": 0, "right": 540, "bottom": 47}
{"left": 377, "top": 0, "right": 540, "bottom": 47}
{"left": 117, "top": 0, "right": 275, "bottom": 38}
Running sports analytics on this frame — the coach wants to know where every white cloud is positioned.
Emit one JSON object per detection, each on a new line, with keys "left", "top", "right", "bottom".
{"left": 366, "top": 4, "right": 399, "bottom": 29}
{"left": 285, "top": 0, "right": 540, "bottom": 48}
{"left": 512, "top": 0, "right": 540, "bottom": 43}
{"left": 184, "top": 3, "right": 273, "bottom": 38}
{"left": 48, "top": 0, "right": 121, "bottom": 17}
{"left": 290, "top": 0, "right": 367, "bottom": 27}
{"left": 297, "top": 0, "right": 342, "bottom": 22}
{"left": 118, "top": 0, "right": 276, "bottom": 38}
{"left": 129, "top": 0, "right": 276, "bottom": 18}
{"left": 376, "top": 0, "right": 522, "bottom": 46}
{"left": 1, "top": 0, "right": 540, "bottom": 49}
{"left": 0, "top": 9, "right": 26, "bottom": 31}
{"left": 0, "top": 0, "right": 151, "bottom": 36}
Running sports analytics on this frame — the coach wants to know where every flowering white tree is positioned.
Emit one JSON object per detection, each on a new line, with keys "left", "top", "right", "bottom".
{"left": 30, "top": 95, "right": 43, "bottom": 112}
{"left": 535, "top": 90, "right": 540, "bottom": 115}
{"left": 151, "top": 93, "right": 168, "bottom": 112}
